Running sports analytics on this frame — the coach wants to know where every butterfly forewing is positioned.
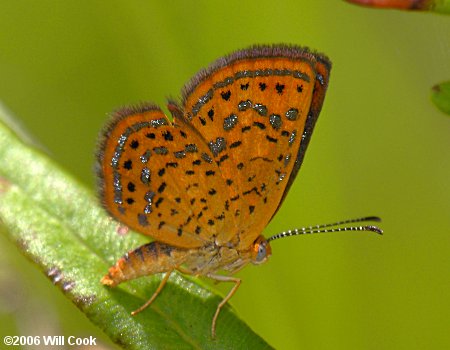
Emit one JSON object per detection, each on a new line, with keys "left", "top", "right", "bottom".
{"left": 181, "top": 46, "right": 331, "bottom": 249}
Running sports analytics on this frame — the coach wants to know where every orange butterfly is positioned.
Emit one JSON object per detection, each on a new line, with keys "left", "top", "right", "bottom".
{"left": 96, "top": 44, "right": 382, "bottom": 338}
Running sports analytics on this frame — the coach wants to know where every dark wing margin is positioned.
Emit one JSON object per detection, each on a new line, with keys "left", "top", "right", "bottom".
{"left": 271, "top": 53, "right": 332, "bottom": 218}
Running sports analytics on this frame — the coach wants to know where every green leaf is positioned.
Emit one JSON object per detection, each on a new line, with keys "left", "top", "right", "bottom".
{"left": 0, "top": 105, "right": 273, "bottom": 350}
{"left": 431, "top": 81, "right": 450, "bottom": 115}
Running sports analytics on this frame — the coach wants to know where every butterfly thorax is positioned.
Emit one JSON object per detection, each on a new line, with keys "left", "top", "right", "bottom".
{"left": 183, "top": 235, "right": 271, "bottom": 275}
{"left": 101, "top": 235, "right": 272, "bottom": 287}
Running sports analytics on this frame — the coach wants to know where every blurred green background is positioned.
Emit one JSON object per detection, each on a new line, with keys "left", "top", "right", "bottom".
{"left": 0, "top": 1, "right": 449, "bottom": 349}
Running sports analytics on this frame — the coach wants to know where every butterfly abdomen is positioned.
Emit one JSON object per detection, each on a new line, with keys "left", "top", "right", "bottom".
{"left": 101, "top": 241, "right": 185, "bottom": 287}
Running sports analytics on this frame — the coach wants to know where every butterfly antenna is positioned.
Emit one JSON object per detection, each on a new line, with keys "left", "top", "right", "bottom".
{"left": 267, "top": 216, "right": 383, "bottom": 242}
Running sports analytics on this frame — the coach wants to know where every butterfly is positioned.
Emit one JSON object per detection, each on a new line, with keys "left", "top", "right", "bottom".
{"left": 96, "top": 44, "right": 382, "bottom": 338}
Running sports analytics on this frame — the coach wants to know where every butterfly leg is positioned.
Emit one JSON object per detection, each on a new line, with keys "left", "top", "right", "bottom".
{"left": 207, "top": 274, "right": 241, "bottom": 339}
{"left": 131, "top": 269, "right": 174, "bottom": 315}
{"left": 176, "top": 266, "right": 194, "bottom": 275}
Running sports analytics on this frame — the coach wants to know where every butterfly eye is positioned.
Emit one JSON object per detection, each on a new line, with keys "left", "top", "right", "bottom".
{"left": 252, "top": 237, "right": 271, "bottom": 264}
{"left": 256, "top": 244, "right": 266, "bottom": 262}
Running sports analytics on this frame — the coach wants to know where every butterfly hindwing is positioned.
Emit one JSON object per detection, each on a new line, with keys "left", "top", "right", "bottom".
{"left": 97, "top": 105, "right": 233, "bottom": 248}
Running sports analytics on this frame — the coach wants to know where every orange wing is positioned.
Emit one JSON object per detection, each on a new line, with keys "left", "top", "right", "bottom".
{"left": 97, "top": 105, "right": 233, "bottom": 248}
{"left": 97, "top": 45, "right": 331, "bottom": 251}
{"left": 177, "top": 45, "right": 331, "bottom": 249}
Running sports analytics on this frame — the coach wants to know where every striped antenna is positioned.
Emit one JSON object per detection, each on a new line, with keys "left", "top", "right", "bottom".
{"left": 267, "top": 216, "right": 383, "bottom": 242}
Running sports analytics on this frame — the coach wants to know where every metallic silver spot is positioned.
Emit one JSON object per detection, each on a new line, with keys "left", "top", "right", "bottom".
{"left": 214, "top": 77, "right": 234, "bottom": 89}
{"left": 111, "top": 146, "right": 122, "bottom": 169}
{"left": 253, "top": 103, "right": 267, "bottom": 116}
{"left": 255, "top": 69, "right": 272, "bottom": 77}
{"left": 223, "top": 114, "right": 238, "bottom": 131}
{"left": 286, "top": 108, "right": 299, "bottom": 121}
{"left": 174, "top": 150, "right": 186, "bottom": 159}
{"left": 289, "top": 129, "right": 297, "bottom": 146}
{"left": 201, "top": 152, "right": 213, "bottom": 163}
{"left": 151, "top": 118, "right": 168, "bottom": 127}
{"left": 185, "top": 144, "right": 198, "bottom": 153}
{"left": 274, "top": 68, "right": 291, "bottom": 76}
{"left": 199, "top": 89, "right": 213, "bottom": 104}
{"left": 144, "top": 204, "right": 152, "bottom": 214}
{"left": 192, "top": 89, "right": 213, "bottom": 116}
{"left": 269, "top": 114, "right": 282, "bottom": 130}
{"left": 293, "top": 70, "right": 310, "bottom": 82}
{"left": 153, "top": 147, "right": 168, "bottom": 155}
{"left": 113, "top": 172, "right": 123, "bottom": 204}
{"left": 118, "top": 127, "right": 132, "bottom": 146}
{"left": 141, "top": 167, "right": 151, "bottom": 185}
{"left": 238, "top": 100, "right": 252, "bottom": 111}
{"left": 133, "top": 121, "right": 150, "bottom": 131}
{"left": 208, "top": 137, "right": 226, "bottom": 157}
{"left": 118, "top": 134, "right": 128, "bottom": 147}
{"left": 144, "top": 191, "right": 155, "bottom": 202}
{"left": 317, "top": 73, "right": 325, "bottom": 85}
{"left": 302, "top": 130, "right": 308, "bottom": 141}
{"left": 284, "top": 154, "right": 291, "bottom": 167}
{"left": 278, "top": 172, "right": 286, "bottom": 182}
{"left": 140, "top": 149, "right": 151, "bottom": 163}
{"left": 138, "top": 213, "right": 149, "bottom": 226}
{"left": 235, "top": 70, "right": 254, "bottom": 79}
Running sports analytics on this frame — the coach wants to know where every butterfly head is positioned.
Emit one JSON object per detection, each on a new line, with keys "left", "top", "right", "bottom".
{"left": 250, "top": 235, "right": 272, "bottom": 265}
